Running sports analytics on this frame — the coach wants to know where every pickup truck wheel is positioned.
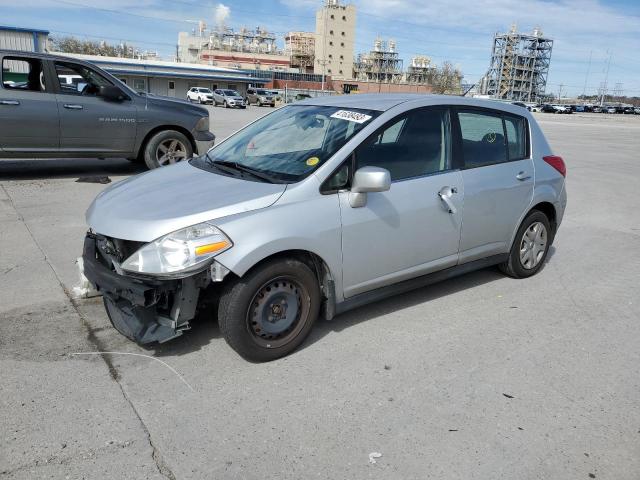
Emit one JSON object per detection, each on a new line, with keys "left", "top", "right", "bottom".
{"left": 143, "top": 130, "right": 193, "bottom": 169}
{"left": 218, "top": 258, "right": 320, "bottom": 362}
{"left": 499, "top": 210, "right": 551, "bottom": 278}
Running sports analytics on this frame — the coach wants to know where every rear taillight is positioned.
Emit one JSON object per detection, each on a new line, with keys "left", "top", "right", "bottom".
{"left": 543, "top": 155, "right": 566, "bottom": 177}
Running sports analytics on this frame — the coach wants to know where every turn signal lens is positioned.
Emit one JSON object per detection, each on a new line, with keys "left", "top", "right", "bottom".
{"left": 195, "top": 241, "right": 230, "bottom": 256}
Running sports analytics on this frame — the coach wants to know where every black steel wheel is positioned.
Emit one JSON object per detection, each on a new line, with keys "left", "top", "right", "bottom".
{"left": 218, "top": 258, "right": 320, "bottom": 362}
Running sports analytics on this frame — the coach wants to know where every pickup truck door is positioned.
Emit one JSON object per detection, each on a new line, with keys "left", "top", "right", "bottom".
{"left": 52, "top": 60, "right": 137, "bottom": 155}
{"left": 0, "top": 54, "right": 59, "bottom": 153}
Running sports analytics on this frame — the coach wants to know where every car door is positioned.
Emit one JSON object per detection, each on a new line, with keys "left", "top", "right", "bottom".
{"left": 455, "top": 108, "right": 534, "bottom": 263}
{"left": 337, "top": 107, "right": 464, "bottom": 298}
{"left": 0, "top": 54, "right": 59, "bottom": 153}
{"left": 52, "top": 60, "right": 138, "bottom": 155}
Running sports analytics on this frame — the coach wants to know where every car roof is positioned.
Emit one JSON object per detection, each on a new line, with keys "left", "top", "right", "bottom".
{"left": 0, "top": 49, "right": 102, "bottom": 70}
{"left": 295, "top": 93, "right": 531, "bottom": 115}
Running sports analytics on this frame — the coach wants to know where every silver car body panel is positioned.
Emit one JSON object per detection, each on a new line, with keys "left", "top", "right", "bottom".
{"left": 86, "top": 162, "right": 286, "bottom": 242}
{"left": 86, "top": 94, "right": 566, "bottom": 306}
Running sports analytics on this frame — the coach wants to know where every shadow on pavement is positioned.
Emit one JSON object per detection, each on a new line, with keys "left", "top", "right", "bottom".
{"left": 149, "top": 265, "right": 509, "bottom": 358}
{"left": 0, "top": 158, "right": 146, "bottom": 180}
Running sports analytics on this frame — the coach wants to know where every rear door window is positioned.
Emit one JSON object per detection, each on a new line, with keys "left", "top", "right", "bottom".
{"left": 458, "top": 110, "right": 507, "bottom": 168}
{"left": 2, "top": 57, "right": 47, "bottom": 92}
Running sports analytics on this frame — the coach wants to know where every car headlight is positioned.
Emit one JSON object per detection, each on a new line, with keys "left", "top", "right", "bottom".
{"left": 121, "top": 223, "right": 232, "bottom": 276}
{"left": 195, "top": 116, "right": 209, "bottom": 132}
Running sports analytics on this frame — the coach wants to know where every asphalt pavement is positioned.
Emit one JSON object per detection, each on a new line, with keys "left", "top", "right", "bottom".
{"left": 1, "top": 108, "right": 639, "bottom": 479}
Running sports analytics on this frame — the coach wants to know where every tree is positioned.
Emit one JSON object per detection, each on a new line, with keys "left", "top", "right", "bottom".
{"left": 431, "top": 61, "right": 463, "bottom": 95}
{"left": 49, "top": 36, "right": 138, "bottom": 58}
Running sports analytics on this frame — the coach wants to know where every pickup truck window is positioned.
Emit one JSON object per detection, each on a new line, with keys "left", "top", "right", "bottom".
{"left": 54, "top": 61, "right": 112, "bottom": 96}
{"left": 2, "top": 57, "right": 46, "bottom": 92}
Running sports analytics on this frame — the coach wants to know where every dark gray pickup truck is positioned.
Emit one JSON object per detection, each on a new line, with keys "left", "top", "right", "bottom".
{"left": 0, "top": 50, "right": 215, "bottom": 168}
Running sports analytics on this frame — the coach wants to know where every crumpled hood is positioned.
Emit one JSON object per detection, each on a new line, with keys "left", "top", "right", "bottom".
{"left": 86, "top": 162, "right": 286, "bottom": 242}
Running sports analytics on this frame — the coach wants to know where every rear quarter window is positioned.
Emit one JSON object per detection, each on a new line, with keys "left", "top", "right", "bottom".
{"left": 504, "top": 115, "right": 528, "bottom": 160}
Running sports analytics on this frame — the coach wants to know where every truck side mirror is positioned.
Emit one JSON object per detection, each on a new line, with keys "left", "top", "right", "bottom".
{"left": 99, "top": 85, "right": 126, "bottom": 102}
{"left": 349, "top": 166, "right": 391, "bottom": 208}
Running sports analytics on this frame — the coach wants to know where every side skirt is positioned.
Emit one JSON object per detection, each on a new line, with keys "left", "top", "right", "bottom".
{"left": 333, "top": 254, "right": 508, "bottom": 316}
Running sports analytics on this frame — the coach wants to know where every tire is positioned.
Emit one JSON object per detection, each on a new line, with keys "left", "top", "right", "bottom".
{"left": 187, "top": 97, "right": 192, "bottom": 103}
{"left": 499, "top": 210, "right": 552, "bottom": 278}
{"left": 218, "top": 258, "right": 321, "bottom": 362}
{"left": 224, "top": 101, "right": 229, "bottom": 108}
{"left": 142, "top": 130, "right": 193, "bottom": 169}
{"left": 199, "top": 97, "right": 203, "bottom": 104}
{"left": 258, "top": 100, "right": 262, "bottom": 107}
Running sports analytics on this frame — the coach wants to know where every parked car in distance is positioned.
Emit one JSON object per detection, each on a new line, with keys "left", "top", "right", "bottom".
{"left": 540, "top": 104, "right": 557, "bottom": 113}
{"left": 245, "top": 88, "right": 275, "bottom": 107}
{"left": 622, "top": 106, "right": 635, "bottom": 114}
{"left": 606, "top": 106, "right": 617, "bottom": 114}
{"left": 187, "top": 87, "right": 214, "bottom": 104}
{"left": 574, "top": 105, "right": 585, "bottom": 112}
{"left": 0, "top": 50, "right": 214, "bottom": 169}
{"left": 82, "top": 94, "right": 567, "bottom": 361}
{"left": 511, "top": 101, "right": 527, "bottom": 109}
{"left": 592, "top": 106, "right": 603, "bottom": 113}
{"left": 213, "top": 89, "right": 246, "bottom": 108}
{"left": 635, "top": 107, "right": 640, "bottom": 115}
{"left": 553, "top": 105, "right": 571, "bottom": 114}
{"left": 294, "top": 93, "right": 312, "bottom": 102}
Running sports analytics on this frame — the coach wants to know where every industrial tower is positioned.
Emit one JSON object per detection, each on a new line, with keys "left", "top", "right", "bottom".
{"left": 480, "top": 26, "right": 553, "bottom": 102}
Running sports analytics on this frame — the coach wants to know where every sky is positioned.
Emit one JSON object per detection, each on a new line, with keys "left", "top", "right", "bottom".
{"left": 2, "top": 0, "right": 640, "bottom": 96}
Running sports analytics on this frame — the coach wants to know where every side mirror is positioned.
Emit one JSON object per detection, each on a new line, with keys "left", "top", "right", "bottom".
{"left": 99, "top": 85, "right": 125, "bottom": 101}
{"left": 349, "top": 166, "right": 391, "bottom": 208}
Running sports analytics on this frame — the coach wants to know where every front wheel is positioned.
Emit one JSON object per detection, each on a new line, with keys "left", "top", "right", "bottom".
{"left": 142, "top": 130, "right": 193, "bottom": 169}
{"left": 218, "top": 258, "right": 320, "bottom": 362}
{"left": 499, "top": 210, "right": 552, "bottom": 278}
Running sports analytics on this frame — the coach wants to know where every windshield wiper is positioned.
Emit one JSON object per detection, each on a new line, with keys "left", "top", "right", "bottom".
{"left": 211, "top": 160, "right": 280, "bottom": 183}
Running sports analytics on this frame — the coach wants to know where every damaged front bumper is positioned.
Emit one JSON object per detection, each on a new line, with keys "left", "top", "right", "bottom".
{"left": 82, "top": 232, "right": 213, "bottom": 344}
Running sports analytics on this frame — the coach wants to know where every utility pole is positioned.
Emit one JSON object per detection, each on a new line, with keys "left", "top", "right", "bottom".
{"left": 600, "top": 52, "right": 612, "bottom": 107}
{"left": 581, "top": 50, "right": 592, "bottom": 100}
{"left": 558, "top": 84, "right": 564, "bottom": 103}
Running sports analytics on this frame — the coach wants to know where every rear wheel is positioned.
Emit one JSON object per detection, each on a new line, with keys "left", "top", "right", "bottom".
{"left": 142, "top": 130, "right": 193, "bottom": 169}
{"left": 499, "top": 210, "right": 552, "bottom": 278}
{"left": 218, "top": 258, "right": 320, "bottom": 362}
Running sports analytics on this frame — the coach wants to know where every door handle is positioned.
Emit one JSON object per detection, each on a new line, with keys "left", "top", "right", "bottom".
{"left": 0, "top": 100, "right": 20, "bottom": 105}
{"left": 63, "top": 104, "right": 83, "bottom": 110}
{"left": 438, "top": 186, "right": 458, "bottom": 214}
{"left": 516, "top": 171, "right": 531, "bottom": 181}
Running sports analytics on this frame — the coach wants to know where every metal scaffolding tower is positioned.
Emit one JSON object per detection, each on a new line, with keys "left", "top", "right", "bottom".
{"left": 481, "top": 25, "right": 553, "bottom": 102}
{"left": 353, "top": 38, "right": 403, "bottom": 83}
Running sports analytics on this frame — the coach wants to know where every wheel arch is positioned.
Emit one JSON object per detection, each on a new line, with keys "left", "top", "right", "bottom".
{"left": 221, "top": 248, "right": 337, "bottom": 320}
{"left": 136, "top": 125, "right": 196, "bottom": 160}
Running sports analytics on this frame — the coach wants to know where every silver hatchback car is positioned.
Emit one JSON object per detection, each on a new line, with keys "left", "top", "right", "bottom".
{"left": 82, "top": 95, "right": 567, "bottom": 361}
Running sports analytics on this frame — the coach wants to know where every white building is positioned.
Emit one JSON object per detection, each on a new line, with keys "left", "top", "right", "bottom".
{"left": 0, "top": 25, "right": 49, "bottom": 53}
{"left": 54, "top": 53, "right": 267, "bottom": 98}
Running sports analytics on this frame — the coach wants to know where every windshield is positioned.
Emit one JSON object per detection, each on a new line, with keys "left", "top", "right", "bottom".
{"left": 224, "top": 89, "right": 240, "bottom": 96}
{"left": 191, "top": 105, "right": 379, "bottom": 183}
{"left": 199, "top": 88, "right": 212, "bottom": 93}
{"left": 256, "top": 89, "right": 268, "bottom": 95}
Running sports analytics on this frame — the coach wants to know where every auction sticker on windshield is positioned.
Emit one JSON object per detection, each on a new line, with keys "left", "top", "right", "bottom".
{"left": 330, "top": 110, "right": 373, "bottom": 124}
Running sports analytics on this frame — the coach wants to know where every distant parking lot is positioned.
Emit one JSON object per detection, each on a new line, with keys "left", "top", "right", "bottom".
{"left": 1, "top": 109, "right": 639, "bottom": 479}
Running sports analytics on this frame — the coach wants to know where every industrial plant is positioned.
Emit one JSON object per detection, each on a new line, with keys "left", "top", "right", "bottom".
{"left": 353, "top": 39, "right": 403, "bottom": 83}
{"left": 479, "top": 25, "right": 553, "bottom": 102}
